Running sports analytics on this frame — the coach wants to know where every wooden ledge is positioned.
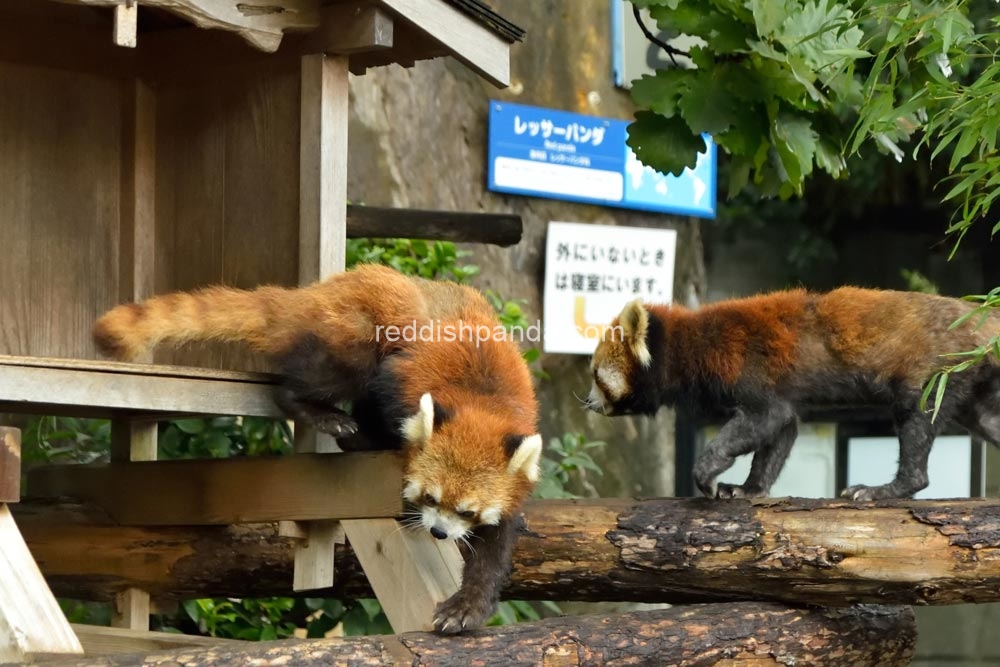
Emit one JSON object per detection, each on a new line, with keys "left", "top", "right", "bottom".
{"left": 27, "top": 451, "right": 405, "bottom": 525}
{"left": 0, "top": 354, "right": 282, "bottom": 420}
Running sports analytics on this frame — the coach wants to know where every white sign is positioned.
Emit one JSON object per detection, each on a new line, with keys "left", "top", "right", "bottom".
{"left": 543, "top": 221, "right": 677, "bottom": 354}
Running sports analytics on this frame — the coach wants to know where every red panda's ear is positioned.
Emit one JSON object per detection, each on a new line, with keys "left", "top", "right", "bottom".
{"left": 506, "top": 434, "right": 542, "bottom": 482}
{"left": 401, "top": 393, "right": 435, "bottom": 447}
{"left": 619, "top": 299, "right": 652, "bottom": 367}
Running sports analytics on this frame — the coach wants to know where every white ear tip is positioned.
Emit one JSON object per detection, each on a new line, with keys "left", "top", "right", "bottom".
{"left": 507, "top": 433, "right": 543, "bottom": 482}
{"left": 419, "top": 393, "right": 433, "bottom": 412}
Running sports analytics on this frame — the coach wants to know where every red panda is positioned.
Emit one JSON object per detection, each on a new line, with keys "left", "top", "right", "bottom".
{"left": 93, "top": 263, "right": 541, "bottom": 634}
{"left": 586, "top": 287, "right": 1000, "bottom": 501}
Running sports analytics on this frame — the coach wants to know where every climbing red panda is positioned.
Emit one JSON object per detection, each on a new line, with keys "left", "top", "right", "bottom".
{"left": 93, "top": 263, "right": 541, "bottom": 634}
{"left": 586, "top": 287, "right": 1000, "bottom": 501}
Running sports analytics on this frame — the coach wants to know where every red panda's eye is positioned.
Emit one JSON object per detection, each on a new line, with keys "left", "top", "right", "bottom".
{"left": 458, "top": 509, "right": 476, "bottom": 520}
{"left": 422, "top": 493, "right": 438, "bottom": 507}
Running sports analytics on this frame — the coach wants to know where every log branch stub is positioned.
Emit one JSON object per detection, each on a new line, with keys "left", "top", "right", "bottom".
{"left": 33, "top": 603, "right": 917, "bottom": 667}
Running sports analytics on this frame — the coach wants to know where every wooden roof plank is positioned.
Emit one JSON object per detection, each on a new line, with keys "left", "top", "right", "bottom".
{"left": 377, "top": 0, "right": 510, "bottom": 87}
{"left": 54, "top": 0, "right": 322, "bottom": 51}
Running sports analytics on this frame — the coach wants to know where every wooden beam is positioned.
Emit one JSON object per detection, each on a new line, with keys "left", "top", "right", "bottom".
{"left": 303, "top": 2, "right": 394, "bottom": 55}
{"left": 27, "top": 451, "right": 404, "bottom": 525}
{"left": 345, "top": 205, "right": 523, "bottom": 246}
{"left": 70, "top": 623, "right": 242, "bottom": 656}
{"left": 54, "top": 0, "right": 321, "bottom": 51}
{"left": 0, "top": 427, "right": 20, "bottom": 503}
{"left": 0, "top": 505, "right": 82, "bottom": 661}
{"left": 113, "top": 2, "right": 138, "bottom": 48}
{"left": 378, "top": 0, "right": 510, "bottom": 87}
{"left": 341, "top": 518, "right": 462, "bottom": 633}
{"left": 20, "top": 497, "right": 1000, "bottom": 607}
{"left": 0, "top": 356, "right": 283, "bottom": 419}
{"left": 37, "top": 603, "right": 918, "bottom": 667}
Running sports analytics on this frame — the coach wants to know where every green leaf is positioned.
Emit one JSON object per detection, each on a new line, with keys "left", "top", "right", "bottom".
{"left": 931, "top": 371, "right": 948, "bottom": 423}
{"left": 677, "top": 66, "right": 757, "bottom": 134}
{"left": 747, "top": 0, "right": 790, "bottom": 37}
{"left": 629, "top": 69, "right": 690, "bottom": 119}
{"left": 627, "top": 111, "right": 706, "bottom": 176}
{"left": 173, "top": 419, "right": 206, "bottom": 435}
{"left": 648, "top": 3, "right": 752, "bottom": 53}
{"left": 770, "top": 112, "right": 818, "bottom": 190}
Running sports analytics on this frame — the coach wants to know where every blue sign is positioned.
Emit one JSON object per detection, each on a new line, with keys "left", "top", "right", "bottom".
{"left": 487, "top": 100, "right": 716, "bottom": 218}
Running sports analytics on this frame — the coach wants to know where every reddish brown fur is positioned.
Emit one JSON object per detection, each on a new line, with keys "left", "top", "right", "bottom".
{"left": 641, "top": 288, "right": 995, "bottom": 392}
{"left": 94, "top": 263, "right": 539, "bottom": 517}
{"left": 615, "top": 290, "right": 808, "bottom": 387}
{"left": 591, "top": 285, "right": 1000, "bottom": 503}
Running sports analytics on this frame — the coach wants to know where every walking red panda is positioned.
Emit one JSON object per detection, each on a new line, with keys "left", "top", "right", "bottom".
{"left": 93, "top": 263, "right": 541, "bottom": 634}
{"left": 586, "top": 287, "right": 1000, "bottom": 500}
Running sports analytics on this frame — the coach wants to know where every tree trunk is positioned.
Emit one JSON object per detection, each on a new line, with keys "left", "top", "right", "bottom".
{"left": 17, "top": 497, "right": 1000, "bottom": 606}
{"left": 42, "top": 602, "right": 916, "bottom": 667}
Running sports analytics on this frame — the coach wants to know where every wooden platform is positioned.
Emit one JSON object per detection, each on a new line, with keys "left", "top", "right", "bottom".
{"left": 0, "top": 355, "right": 283, "bottom": 420}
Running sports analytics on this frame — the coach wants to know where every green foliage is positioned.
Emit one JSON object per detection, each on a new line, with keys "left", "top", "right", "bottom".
{"left": 60, "top": 600, "right": 111, "bottom": 626}
{"left": 626, "top": 0, "right": 985, "bottom": 202}
{"left": 346, "top": 238, "right": 480, "bottom": 282}
{"left": 22, "top": 416, "right": 110, "bottom": 466}
{"left": 920, "top": 286, "right": 1000, "bottom": 421}
{"left": 170, "top": 596, "right": 391, "bottom": 639}
{"left": 158, "top": 417, "right": 292, "bottom": 459}
{"left": 900, "top": 268, "right": 939, "bottom": 295}
{"left": 532, "top": 432, "right": 607, "bottom": 500}
{"left": 180, "top": 598, "right": 296, "bottom": 641}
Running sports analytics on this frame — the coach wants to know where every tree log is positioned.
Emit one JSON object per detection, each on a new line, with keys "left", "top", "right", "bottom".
{"left": 16, "top": 497, "right": 1000, "bottom": 606}
{"left": 35, "top": 603, "right": 917, "bottom": 667}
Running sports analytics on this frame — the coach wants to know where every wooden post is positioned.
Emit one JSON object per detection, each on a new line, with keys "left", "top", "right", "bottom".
{"left": 112, "top": 587, "right": 150, "bottom": 632}
{"left": 113, "top": 2, "right": 138, "bottom": 48}
{"left": 0, "top": 504, "right": 83, "bottom": 661}
{"left": 298, "top": 52, "right": 348, "bottom": 285}
{"left": 291, "top": 52, "right": 349, "bottom": 591}
{"left": 0, "top": 426, "right": 20, "bottom": 503}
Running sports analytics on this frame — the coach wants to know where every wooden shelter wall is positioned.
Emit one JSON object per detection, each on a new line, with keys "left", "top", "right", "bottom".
{"left": 0, "top": 62, "right": 123, "bottom": 360}
{"left": 152, "top": 60, "right": 301, "bottom": 370}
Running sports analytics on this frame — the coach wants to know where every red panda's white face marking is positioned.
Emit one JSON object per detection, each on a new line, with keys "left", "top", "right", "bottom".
{"left": 401, "top": 393, "right": 540, "bottom": 541}
{"left": 586, "top": 300, "right": 650, "bottom": 415}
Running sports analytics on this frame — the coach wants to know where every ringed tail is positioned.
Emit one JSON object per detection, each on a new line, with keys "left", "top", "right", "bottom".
{"left": 93, "top": 285, "right": 291, "bottom": 361}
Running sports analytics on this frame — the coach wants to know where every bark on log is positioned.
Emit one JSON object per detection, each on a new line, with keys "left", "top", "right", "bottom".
{"left": 33, "top": 603, "right": 917, "bottom": 667}
{"left": 17, "top": 497, "right": 1000, "bottom": 606}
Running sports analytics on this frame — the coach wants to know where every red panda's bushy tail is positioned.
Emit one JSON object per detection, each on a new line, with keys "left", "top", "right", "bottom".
{"left": 93, "top": 284, "right": 293, "bottom": 361}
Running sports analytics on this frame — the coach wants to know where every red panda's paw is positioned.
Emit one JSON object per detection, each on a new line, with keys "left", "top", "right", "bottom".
{"left": 432, "top": 591, "right": 494, "bottom": 635}
{"left": 715, "top": 482, "right": 769, "bottom": 499}
{"left": 840, "top": 483, "right": 901, "bottom": 501}
{"left": 312, "top": 412, "right": 358, "bottom": 437}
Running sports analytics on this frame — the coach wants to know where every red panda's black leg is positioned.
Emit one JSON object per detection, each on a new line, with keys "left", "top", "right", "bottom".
{"left": 433, "top": 515, "right": 519, "bottom": 634}
{"left": 842, "top": 405, "right": 936, "bottom": 501}
{"left": 693, "top": 400, "right": 796, "bottom": 499}
{"left": 718, "top": 418, "right": 798, "bottom": 498}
